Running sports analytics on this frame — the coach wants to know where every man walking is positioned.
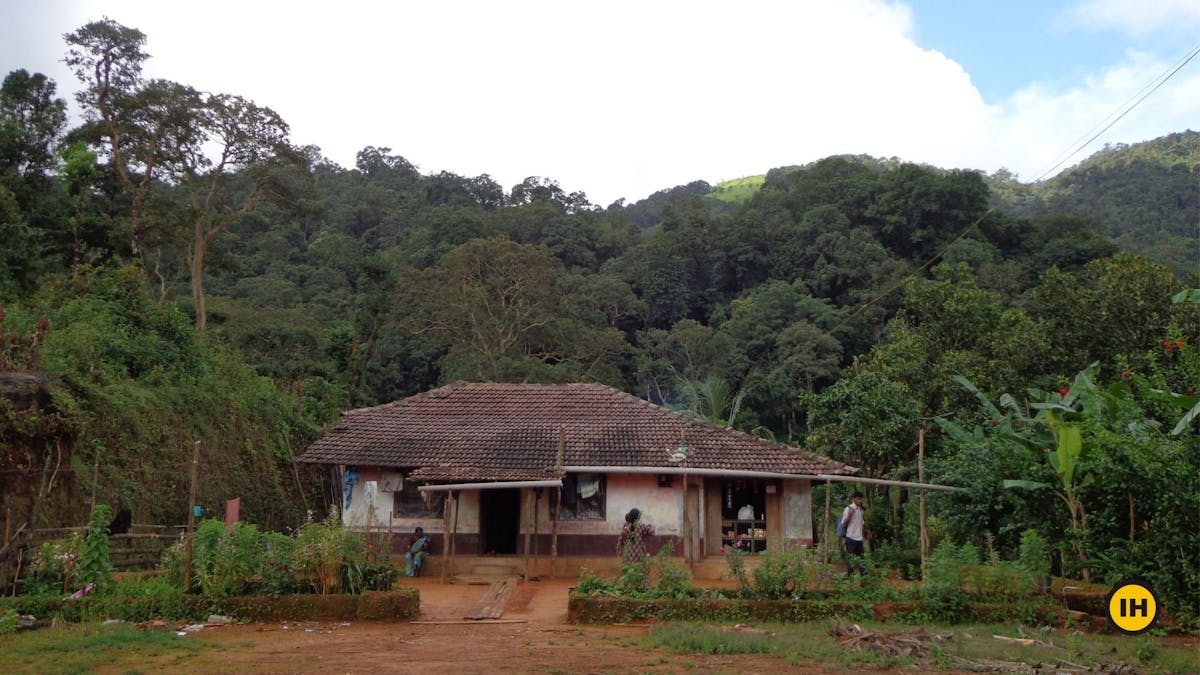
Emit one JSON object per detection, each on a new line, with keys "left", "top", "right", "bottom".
{"left": 840, "top": 491, "right": 867, "bottom": 576}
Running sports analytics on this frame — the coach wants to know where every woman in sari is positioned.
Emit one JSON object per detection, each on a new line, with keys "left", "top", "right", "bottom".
{"left": 404, "top": 527, "right": 431, "bottom": 577}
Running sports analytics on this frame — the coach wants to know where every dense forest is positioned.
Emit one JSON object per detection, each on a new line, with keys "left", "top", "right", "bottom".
{"left": 1, "top": 20, "right": 1197, "bottom": 622}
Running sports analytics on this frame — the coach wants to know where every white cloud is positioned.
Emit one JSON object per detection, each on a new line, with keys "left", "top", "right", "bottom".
{"left": 1069, "top": 0, "right": 1200, "bottom": 37}
{"left": 979, "top": 49, "right": 1200, "bottom": 181}
{"left": 8, "top": 0, "right": 1198, "bottom": 203}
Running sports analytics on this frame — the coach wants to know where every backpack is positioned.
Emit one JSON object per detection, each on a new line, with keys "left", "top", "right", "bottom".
{"left": 836, "top": 509, "right": 847, "bottom": 537}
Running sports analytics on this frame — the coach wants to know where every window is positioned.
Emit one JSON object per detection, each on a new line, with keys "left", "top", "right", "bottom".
{"left": 392, "top": 474, "right": 445, "bottom": 518}
{"left": 558, "top": 473, "right": 605, "bottom": 520}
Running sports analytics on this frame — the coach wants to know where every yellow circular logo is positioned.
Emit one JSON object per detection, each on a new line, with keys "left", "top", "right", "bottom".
{"left": 1106, "top": 579, "right": 1158, "bottom": 635}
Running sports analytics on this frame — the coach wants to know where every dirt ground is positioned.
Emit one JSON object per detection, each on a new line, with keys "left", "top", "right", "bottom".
{"left": 129, "top": 577, "right": 849, "bottom": 674}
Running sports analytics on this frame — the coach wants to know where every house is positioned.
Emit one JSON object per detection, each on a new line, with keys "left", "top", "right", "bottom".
{"left": 298, "top": 381, "right": 859, "bottom": 573}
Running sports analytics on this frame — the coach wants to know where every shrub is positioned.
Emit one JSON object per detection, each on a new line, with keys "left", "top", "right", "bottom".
{"left": 575, "top": 567, "right": 617, "bottom": 595}
{"left": 78, "top": 504, "right": 113, "bottom": 591}
{"left": 86, "top": 575, "right": 197, "bottom": 622}
{"left": 751, "top": 545, "right": 814, "bottom": 599}
{"left": 922, "top": 539, "right": 971, "bottom": 622}
{"left": 1018, "top": 529, "right": 1052, "bottom": 589}
{"left": 27, "top": 534, "right": 84, "bottom": 595}
{"left": 295, "top": 512, "right": 365, "bottom": 594}
{"left": 193, "top": 520, "right": 265, "bottom": 598}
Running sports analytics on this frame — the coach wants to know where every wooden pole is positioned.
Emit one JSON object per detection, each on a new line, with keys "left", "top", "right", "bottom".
{"left": 449, "top": 490, "right": 459, "bottom": 579}
{"left": 918, "top": 428, "right": 929, "bottom": 584}
{"left": 550, "top": 487, "right": 561, "bottom": 580}
{"left": 822, "top": 479, "right": 832, "bottom": 564}
{"left": 522, "top": 489, "right": 532, "bottom": 582}
{"left": 532, "top": 489, "right": 540, "bottom": 578}
{"left": 550, "top": 427, "right": 565, "bottom": 580}
{"left": 183, "top": 440, "right": 200, "bottom": 591}
{"left": 440, "top": 489, "right": 451, "bottom": 584}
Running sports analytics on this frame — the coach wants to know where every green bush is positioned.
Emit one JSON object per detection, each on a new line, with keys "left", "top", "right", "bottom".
{"left": 295, "top": 512, "right": 366, "bottom": 594}
{"left": 1018, "top": 529, "right": 1052, "bottom": 580}
{"left": 922, "top": 540, "right": 972, "bottom": 622}
{"left": 78, "top": 504, "right": 113, "bottom": 591}
{"left": 85, "top": 575, "right": 199, "bottom": 622}
{"left": 750, "top": 545, "right": 813, "bottom": 600}
{"left": 26, "top": 534, "right": 84, "bottom": 596}
{"left": 0, "top": 609, "right": 16, "bottom": 636}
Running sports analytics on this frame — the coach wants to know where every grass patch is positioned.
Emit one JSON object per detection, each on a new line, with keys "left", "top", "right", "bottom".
{"left": 0, "top": 623, "right": 211, "bottom": 674}
{"left": 644, "top": 620, "right": 1198, "bottom": 673}
{"left": 709, "top": 175, "right": 765, "bottom": 203}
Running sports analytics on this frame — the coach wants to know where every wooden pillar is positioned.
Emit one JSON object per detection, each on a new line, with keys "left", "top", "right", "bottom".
{"left": 550, "top": 487, "right": 561, "bottom": 580}
{"left": 449, "top": 491, "right": 459, "bottom": 580}
{"left": 440, "top": 489, "right": 451, "bottom": 584}
{"left": 822, "top": 479, "right": 832, "bottom": 564}
{"left": 550, "top": 427, "right": 564, "bottom": 579}
{"left": 522, "top": 489, "right": 532, "bottom": 582}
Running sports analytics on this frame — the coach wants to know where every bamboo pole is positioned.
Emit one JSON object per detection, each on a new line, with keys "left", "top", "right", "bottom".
{"left": 919, "top": 428, "right": 929, "bottom": 584}
{"left": 183, "top": 440, "right": 200, "bottom": 591}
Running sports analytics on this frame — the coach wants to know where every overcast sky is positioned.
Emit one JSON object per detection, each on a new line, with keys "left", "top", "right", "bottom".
{"left": 3, "top": 0, "right": 1199, "bottom": 206}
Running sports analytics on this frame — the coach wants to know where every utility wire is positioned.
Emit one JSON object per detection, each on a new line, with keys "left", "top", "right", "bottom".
{"left": 1032, "top": 40, "right": 1200, "bottom": 182}
{"left": 832, "top": 39, "right": 1200, "bottom": 332}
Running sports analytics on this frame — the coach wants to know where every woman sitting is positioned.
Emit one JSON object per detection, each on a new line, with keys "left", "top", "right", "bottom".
{"left": 404, "top": 527, "right": 431, "bottom": 577}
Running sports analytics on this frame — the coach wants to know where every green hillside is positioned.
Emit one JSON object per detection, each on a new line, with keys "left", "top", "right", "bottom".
{"left": 709, "top": 175, "right": 766, "bottom": 204}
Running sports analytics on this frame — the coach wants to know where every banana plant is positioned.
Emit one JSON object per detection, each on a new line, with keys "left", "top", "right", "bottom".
{"left": 945, "top": 363, "right": 1102, "bottom": 581}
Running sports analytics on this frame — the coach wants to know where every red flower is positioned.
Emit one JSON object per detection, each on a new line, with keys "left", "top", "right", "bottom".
{"left": 1121, "top": 369, "right": 1131, "bottom": 378}
{"left": 1059, "top": 387, "right": 1069, "bottom": 396}
{"left": 1176, "top": 340, "right": 1185, "bottom": 349}
{"left": 1164, "top": 340, "right": 1173, "bottom": 349}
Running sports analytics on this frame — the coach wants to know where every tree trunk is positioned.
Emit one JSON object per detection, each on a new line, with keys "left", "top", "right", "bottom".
{"left": 191, "top": 233, "right": 209, "bottom": 333}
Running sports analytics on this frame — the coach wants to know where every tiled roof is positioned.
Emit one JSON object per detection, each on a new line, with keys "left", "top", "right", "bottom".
{"left": 299, "top": 382, "right": 857, "bottom": 479}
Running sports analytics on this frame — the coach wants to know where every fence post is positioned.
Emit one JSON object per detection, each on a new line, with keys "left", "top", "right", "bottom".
{"left": 183, "top": 440, "right": 200, "bottom": 590}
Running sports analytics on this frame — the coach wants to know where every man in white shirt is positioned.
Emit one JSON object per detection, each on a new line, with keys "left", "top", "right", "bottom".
{"left": 840, "top": 491, "right": 867, "bottom": 576}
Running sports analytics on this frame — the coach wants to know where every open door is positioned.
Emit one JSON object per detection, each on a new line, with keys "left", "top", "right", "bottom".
{"left": 480, "top": 488, "right": 521, "bottom": 554}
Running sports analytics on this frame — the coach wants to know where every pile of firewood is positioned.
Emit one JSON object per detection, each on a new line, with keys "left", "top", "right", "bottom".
{"left": 828, "top": 620, "right": 951, "bottom": 657}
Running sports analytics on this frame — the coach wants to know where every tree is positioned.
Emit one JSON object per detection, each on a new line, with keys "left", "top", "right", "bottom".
{"left": 175, "top": 92, "right": 295, "bottom": 332}
{"left": 0, "top": 69, "right": 67, "bottom": 189}
{"left": 64, "top": 19, "right": 154, "bottom": 255}
{"left": 805, "top": 369, "right": 920, "bottom": 482}
{"left": 1029, "top": 253, "right": 1183, "bottom": 374}
{"left": 402, "top": 238, "right": 628, "bottom": 383}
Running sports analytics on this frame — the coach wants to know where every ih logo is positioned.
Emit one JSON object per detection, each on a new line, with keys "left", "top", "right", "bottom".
{"left": 1106, "top": 579, "right": 1159, "bottom": 635}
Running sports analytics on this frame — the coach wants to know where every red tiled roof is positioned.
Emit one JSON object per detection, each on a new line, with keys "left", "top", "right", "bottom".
{"left": 299, "top": 382, "right": 857, "bottom": 479}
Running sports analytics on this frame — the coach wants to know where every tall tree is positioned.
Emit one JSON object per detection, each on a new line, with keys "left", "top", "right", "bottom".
{"left": 64, "top": 19, "right": 154, "bottom": 255}
{"left": 175, "top": 92, "right": 294, "bottom": 333}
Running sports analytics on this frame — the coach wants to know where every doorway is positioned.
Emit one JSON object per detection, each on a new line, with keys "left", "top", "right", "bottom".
{"left": 480, "top": 488, "right": 521, "bottom": 554}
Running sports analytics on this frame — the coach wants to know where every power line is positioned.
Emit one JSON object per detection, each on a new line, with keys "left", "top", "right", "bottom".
{"left": 833, "top": 39, "right": 1200, "bottom": 331}
{"left": 1032, "top": 40, "right": 1200, "bottom": 182}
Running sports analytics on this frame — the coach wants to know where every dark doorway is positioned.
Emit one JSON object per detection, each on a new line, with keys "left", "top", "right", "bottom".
{"left": 480, "top": 488, "right": 521, "bottom": 554}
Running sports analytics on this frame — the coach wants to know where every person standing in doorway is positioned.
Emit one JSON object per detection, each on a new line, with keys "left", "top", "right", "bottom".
{"left": 840, "top": 491, "right": 867, "bottom": 576}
